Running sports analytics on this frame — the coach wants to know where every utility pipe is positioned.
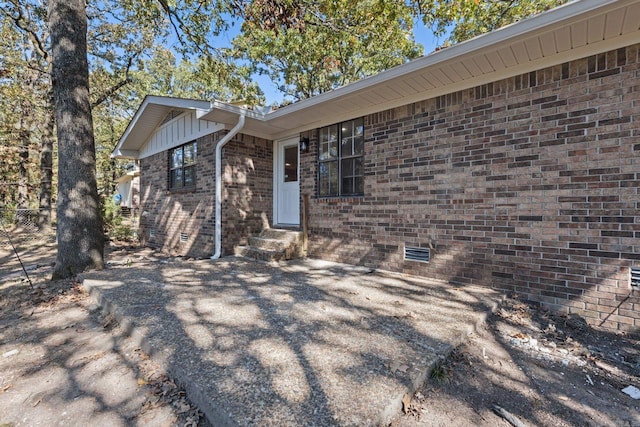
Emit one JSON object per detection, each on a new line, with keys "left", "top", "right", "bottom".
{"left": 211, "top": 114, "right": 246, "bottom": 259}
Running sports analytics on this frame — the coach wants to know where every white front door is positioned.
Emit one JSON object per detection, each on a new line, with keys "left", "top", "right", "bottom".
{"left": 274, "top": 137, "right": 300, "bottom": 226}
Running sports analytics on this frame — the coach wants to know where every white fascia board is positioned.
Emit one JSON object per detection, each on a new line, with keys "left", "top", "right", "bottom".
{"left": 112, "top": 149, "right": 140, "bottom": 159}
{"left": 197, "top": 100, "right": 267, "bottom": 121}
{"left": 263, "top": 0, "right": 630, "bottom": 121}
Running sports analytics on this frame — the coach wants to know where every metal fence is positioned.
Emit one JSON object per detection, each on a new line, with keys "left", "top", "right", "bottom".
{"left": 0, "top": 207, "right": 56, "bottom": 246}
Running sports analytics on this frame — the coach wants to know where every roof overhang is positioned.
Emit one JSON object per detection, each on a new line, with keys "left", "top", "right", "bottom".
{"left": 116, "top": 0, "right": 640, "bottom": 153}
{"left": 201, "top": 0, "right": 640, "bottom": 139}
{"left": 112, "top": 96, "right": 212, "bottom": 159}
{"left": 116, "top": 169, "right": 140, "bottom": 184}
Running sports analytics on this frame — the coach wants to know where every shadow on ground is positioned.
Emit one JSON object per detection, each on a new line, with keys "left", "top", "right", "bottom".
{"left": 0, "top": 242, "right": 204, "bottom": 427}
{"left": 83, "top": 251, "right": 499, "bottom": 426}
{"left": 391, "top": 298, "right": 640, "bottom": 427}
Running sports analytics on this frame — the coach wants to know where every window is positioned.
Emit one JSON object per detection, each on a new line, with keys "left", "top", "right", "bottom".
{"left": 318, "top": 118, "right": 364, "bottom": 196}
{"left": 169, "top": 141, "right": 197, "bottom": 189}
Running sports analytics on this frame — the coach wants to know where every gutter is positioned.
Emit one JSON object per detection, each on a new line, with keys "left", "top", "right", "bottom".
{"left": 211, "top": 114, "right": 246, "bottom": 260}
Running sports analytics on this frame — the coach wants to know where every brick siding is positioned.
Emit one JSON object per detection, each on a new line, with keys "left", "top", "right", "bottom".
{"left": 300, "top": 44, "right": 640, "bottom": 332}
{"left": 139, "top": 131, "right": 272, "bottom": 258}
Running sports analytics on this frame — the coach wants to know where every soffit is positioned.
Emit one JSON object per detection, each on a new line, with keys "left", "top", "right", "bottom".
{"left": 200, "top": 0, "right": 640, "bottom": 139}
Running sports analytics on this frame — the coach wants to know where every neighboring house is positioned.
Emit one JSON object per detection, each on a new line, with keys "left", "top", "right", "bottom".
{"left": 113, "top": 0, "right": 640, "bottom": 332}
{"left": 115, "top": 166, "right": 140, "bottom": 210}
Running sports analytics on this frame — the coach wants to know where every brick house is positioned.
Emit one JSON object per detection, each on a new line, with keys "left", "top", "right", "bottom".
{"left": 113, "top": 0, "right": 640, "bottom": 332}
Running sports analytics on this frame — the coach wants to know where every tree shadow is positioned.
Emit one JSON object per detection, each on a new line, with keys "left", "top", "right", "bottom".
{"left": 0, "top": 278, "right": 176, "bottom": 425}
{"left": 412, "top": 297, "right": 640, "bottom": 426}
{"left": 82, "top": 252, "right": 499, "bottom": 425}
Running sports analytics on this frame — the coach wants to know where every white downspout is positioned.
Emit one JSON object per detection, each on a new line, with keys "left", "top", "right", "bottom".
{"left": 210, "top": 114, "right": 246, "bottom": 259}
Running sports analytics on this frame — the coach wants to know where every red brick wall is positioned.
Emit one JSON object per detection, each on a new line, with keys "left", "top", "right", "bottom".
{"left": 139, "top": 131, "right": 272, "bottom": 258}
{"left": 301, "top": 44, "right": 640, "bottom": 332}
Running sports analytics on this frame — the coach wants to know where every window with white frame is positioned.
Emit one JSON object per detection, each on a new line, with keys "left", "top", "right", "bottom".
{"left": 169, "top": 141, "right": 197, "bottom": 189}
{"left": 318, "top": 118, "right": 364, "bottom": 197}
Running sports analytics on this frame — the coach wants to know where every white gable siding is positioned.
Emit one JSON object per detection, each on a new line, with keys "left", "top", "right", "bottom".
{"left": 138, "top": 111, "right": 224, "bottom": 159}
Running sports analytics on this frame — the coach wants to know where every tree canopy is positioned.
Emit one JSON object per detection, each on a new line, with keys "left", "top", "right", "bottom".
{"left": 412, "top": 0, "right": 568, "bottom": 44}
{"left": 233, "top": 0, "right": 423, "bottom": 101}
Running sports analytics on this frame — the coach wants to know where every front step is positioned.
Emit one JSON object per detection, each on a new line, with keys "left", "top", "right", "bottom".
{"left": 235, "top": 228, "right": 304, "bottom": 262}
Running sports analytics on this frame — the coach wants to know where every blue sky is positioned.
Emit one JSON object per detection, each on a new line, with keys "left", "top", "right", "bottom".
{"left": 206, "top": 18, "right": 445, "bottom": 105}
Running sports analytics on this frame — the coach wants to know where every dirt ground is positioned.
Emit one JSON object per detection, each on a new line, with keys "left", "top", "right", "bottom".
{"left": 0, "top": 236, "right": 207, "bottom": 427}
{"left": 391, "top": 298, "right": 640, "bottom": 427}
{"left": 1, "top": 236, "right": 639, "bottom": 426}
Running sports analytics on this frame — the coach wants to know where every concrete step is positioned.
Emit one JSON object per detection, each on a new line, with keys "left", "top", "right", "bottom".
{"left": 234, "top": 246, "right": 288, "bottom": 262}
{"left": 248, "top": 236, "right": 291, "bottom": 252}
{"left": 235, "top": 228, "right": 305, "bottom": 262}
{"left": 259, "top": 228, "right": 303, "bottom": 242}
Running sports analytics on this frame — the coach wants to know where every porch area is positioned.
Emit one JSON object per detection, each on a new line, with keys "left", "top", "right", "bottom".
{"left": 82, "top": 254, "right": 499, "bottom": 426}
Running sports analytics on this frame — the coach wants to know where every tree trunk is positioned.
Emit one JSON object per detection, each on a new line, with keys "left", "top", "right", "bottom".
{"left": 16, "top": 120, "right": 29, "bottom": 210}
{"left": 38, "top": 92, "right": 55, "bottom": 230}
{"left": 16, "top": 77, "right": 34, "bottom": 210}
{"left": 49, "top": 0, "right": 104, "bottom": 279}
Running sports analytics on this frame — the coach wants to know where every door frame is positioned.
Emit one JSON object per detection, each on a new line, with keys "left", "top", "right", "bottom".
{"left": 273, "top": 136, "right": 300, "bottom": 226}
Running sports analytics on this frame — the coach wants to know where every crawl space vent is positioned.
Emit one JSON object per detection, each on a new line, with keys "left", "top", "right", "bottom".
{"left": 404, "top": 246, "right": 430, "bottom": 263}
{"left": 180, "top": 232, "right": 188, "bottom": 242}
{"left": 631, "top": 267, "right": 640, "bottom": 289}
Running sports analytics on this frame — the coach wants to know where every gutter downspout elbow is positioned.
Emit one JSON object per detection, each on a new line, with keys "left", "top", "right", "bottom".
{"left": 210, "top": 114, "right": 246, "bottom": 260}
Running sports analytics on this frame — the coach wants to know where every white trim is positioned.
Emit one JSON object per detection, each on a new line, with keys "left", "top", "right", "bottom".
{"left": 273, "top": 136, "right": 301, "bottom": 227}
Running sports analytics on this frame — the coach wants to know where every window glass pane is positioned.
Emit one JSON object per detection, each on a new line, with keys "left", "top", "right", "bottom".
{"left": 171, "top": 169, "right": 183, "bottom": 188}
{"left": 328, "top": 125, "right": 338, "bottom": 159}
{"left": 183, "top": 166, "right": 195, "bottom": 186}
{"left": 329, "top": 125, "right": 338, "bottom": 157}
{"left": 320, "top": 125, "right": 338, "bottom": 161}
{"left": 319, "top": 162, "right": 329, "bottom": 196}
{"left": 171, "top": 148, "right": 182, "bottom": 168}
{"left": 341, "top": 122, "right": 354, "bottom": 157}
{"left": 319, "top": 161, "right": 338, "bottom": 196}
{"left": 342, "top": 158, "right": 353, "bottom": 176}
{"left": 342, "top": 176, "right": 353, "bottom": 195}
{"left": 341, "top": 157, "right": 363, "bottom": 195}
{"left": 355, "top": 176, "right": 364, "bottom": 194}
{"left": 355, "top": 156, "right": 363, "bottom": 176}
{"left": 284, "top": 145, "right": 298, "bottom": 182}
{"left": 353, "top": 118, "right": 364, "bottom": 155}
{"left": 329, "top": 162, "right": 338, "bottom": 195}
{"left": 184, "top": 143, "right": 196, "bottom": 165}
{"left": 319, "top": 127, "right": 328, "bottom": 160}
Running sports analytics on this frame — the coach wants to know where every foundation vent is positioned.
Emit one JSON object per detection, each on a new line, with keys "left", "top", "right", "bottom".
{"left": 631, "top": 267, "right": 640, "bottom": 289}
{"left": 404, "top": 246, "right": 430, "bottom": 263}
{"left": 180, "top": 232, "right": 188, "bottom": 242}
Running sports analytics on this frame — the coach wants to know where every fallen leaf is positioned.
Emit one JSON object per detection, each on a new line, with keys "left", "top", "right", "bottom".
{"left": 402, "top": 393, "right": 412, "bottom": 414}
{"left": 138, "top": 378, "right": 148, "bottom": 386}
{"left": 2, "top": 349, "right": 19, "bottom": 358}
